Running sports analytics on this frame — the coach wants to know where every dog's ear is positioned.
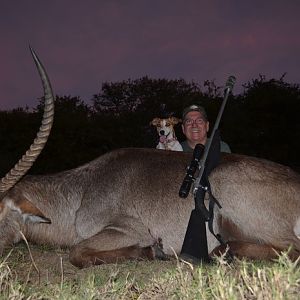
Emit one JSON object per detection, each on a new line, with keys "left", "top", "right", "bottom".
{"left": 169, "top": 117, "right": 182, "bottom": 125}
{"left": 150, "top": 118, "right": 161, "bottom": 126}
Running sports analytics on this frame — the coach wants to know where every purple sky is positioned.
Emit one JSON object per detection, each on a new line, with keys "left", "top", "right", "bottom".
{"left": 1, "top": 0, "right": 300, "bottom": 110}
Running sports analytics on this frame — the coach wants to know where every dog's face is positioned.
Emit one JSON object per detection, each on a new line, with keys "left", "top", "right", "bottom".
{"left": 150, "top": 117, "right": 182, "bottom": 142}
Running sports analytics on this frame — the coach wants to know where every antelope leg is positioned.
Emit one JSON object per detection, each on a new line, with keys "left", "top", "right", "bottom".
{"left": 211, "top": 241, "right": 300, "bottom": 261}
{"left": 69, "top": 228, "right": 166, "bottom": 268}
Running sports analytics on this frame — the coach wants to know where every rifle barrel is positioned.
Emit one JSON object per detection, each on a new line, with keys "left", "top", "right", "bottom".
{"left": 193, "top": 76, "right": 236, "bottom": 193}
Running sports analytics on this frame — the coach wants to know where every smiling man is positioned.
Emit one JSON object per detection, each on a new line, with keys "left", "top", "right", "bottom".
{"left": 181, "top": 105, "right": 231, "bottom": 153}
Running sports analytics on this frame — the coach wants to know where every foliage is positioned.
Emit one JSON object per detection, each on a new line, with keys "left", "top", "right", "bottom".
{"left": 223, "top": 75, "right": 300, "bottom": 167}
{"left": 32, "top": 96, "right": 101, "bottom": 173}
{"left": 0, "top": 76, "right": 299, "bottom": 176}
{"left": 92, "top": 77, "right": 203, "bottom": 116}
{"left": 0, "top": 107, "right": 40, "bottom": 175}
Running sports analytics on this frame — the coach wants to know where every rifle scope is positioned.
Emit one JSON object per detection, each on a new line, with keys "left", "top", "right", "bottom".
{"left": 179, "top": 143, "right": 204, "bottom": 198}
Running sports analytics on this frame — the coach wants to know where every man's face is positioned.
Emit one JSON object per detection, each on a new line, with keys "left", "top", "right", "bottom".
{"left": 182, "top": 111, "right": 209, "bottom": 145}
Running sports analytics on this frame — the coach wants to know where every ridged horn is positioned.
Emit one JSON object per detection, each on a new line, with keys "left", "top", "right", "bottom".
{"left": 0, "top": 47, "right": 55, "bottom": 194}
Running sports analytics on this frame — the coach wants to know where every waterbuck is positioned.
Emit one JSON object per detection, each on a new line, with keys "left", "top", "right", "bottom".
{"left": 0, "top": 51, "right": 300, "bottom": 268}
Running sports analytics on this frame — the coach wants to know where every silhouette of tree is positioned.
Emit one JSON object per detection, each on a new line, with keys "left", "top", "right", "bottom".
{"left": 0, "top": 76, "right": 299, "bottom": 175}
{"left": 92, "top": 77, "right": 209, "bottom": 147}
{"left": 92, "top": 77, "right": 206, "bottom": 115}
{"left": 223, "top": 75, "right": 300, "bottom": 169}
{"left": 30, "top": 95, "right": 109, "bottom": 174}
{"left": 0, "top": 107, "right": 40, "bottom": 176}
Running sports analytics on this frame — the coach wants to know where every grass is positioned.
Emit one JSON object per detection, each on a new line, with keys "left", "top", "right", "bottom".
{"left": 1, "top": 243, "right": 300, "bottom": 299}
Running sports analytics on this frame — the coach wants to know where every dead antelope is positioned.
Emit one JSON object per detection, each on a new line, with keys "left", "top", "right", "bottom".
{"left": 0, "top": 52, "right": 300, "bottom": 268}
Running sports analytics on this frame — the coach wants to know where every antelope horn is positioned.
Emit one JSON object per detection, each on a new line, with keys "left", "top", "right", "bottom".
{"left": 0, "top": 47, "right": 55, "bottom": 194}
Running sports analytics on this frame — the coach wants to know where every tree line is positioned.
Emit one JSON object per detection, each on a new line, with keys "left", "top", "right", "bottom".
{"left": 0, "top": 75, "right": 299, "bottom": 176}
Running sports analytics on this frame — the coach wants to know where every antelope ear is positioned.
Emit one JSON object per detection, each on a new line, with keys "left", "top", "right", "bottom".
{"left": 13, "top": 197, "right": 51, "bottom": 224}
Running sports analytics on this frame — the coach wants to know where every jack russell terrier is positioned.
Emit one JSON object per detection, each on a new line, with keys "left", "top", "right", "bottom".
{"left": 150, "top": 117, "right": 183, "bottom": 151}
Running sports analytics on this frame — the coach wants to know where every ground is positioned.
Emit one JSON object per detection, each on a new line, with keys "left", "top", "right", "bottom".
{"left": 3, "top": 242, "right": 177, "bottom": 286}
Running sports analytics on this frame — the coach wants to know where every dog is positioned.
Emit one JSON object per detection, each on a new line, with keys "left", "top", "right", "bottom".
{"left": 150, "top": 117, "right": 183, "bottom": 151}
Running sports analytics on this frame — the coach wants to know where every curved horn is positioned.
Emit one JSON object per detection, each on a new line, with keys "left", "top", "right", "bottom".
{"left": 0, "top": 47, "right": 55, "bottom": 194}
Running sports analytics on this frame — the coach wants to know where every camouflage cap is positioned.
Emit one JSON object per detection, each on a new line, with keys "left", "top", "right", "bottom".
{"left": 182, "top": 104, "right": 208, "bottom": 121}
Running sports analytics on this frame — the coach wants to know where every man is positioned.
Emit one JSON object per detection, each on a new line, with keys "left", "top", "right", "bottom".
{"left": 181, "top": 104, "right": 231, "bottom": 153}
{"left": 179, "top": 104, "right": 230, "bottom": 263}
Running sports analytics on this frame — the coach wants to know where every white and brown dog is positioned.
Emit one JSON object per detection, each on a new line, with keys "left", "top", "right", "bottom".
{"left": 150, "top": 117, "right": 183, "bottom": 151}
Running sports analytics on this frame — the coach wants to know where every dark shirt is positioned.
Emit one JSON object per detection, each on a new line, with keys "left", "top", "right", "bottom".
{"left": 181, "top": 139, "right": 231, "bottom": 153}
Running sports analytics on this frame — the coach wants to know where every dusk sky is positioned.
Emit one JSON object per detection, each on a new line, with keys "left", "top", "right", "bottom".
{"left": 1, "top": 1, "right": 300, "bottom": 110}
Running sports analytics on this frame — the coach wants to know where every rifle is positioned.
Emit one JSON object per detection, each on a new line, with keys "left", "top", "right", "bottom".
{"left": 179, "top": 76, "right": 236, "bottom": 263}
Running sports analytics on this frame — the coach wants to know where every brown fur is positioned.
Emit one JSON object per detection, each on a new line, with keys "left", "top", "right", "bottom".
{"left": 0, "top": 149, "right": 300, "bottom": 267}
{"left": 17, "top": 198, "right": 50, "bottom": 221}
{"left": 218, "top": 216, "right": 252, "bottom": 242}
{"left": 70, "top": 245, "right": 155, "bottom": 268}
{"left": 150, "top": 117, "right": 182, "bottom": 127}
{"left": 211, "top": 241, "right": 300, "bottom": 261}
{"left": 4, "top": 52, "right": 299, "bottom": 267}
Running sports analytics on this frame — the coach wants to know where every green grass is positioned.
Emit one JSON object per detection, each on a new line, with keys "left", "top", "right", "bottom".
{"left": 1, "top": 244, "right": 300, "bottom": 299}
